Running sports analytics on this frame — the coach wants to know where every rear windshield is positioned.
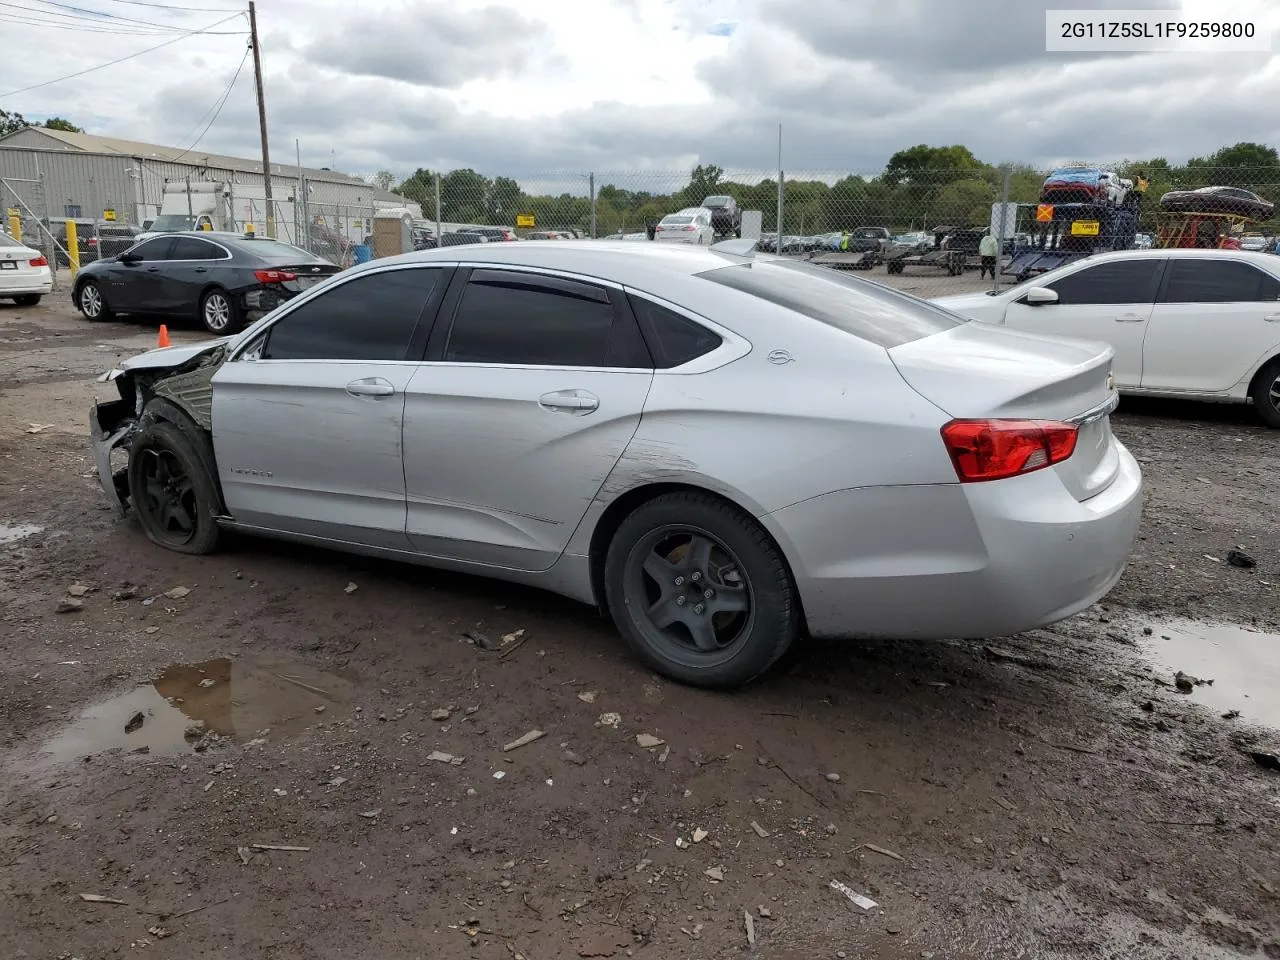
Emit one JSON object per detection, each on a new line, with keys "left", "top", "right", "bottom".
{"left": 0, "top": 232, "right": 24, "bottom": 248}
{"left": 662, "top": 216, "right": 693, "bottom": 224}
{"left": 704, "top": 196, "right": 731, "bottom": 206}
{"left": 697, "top": 259, "right": 963, "bottom": 348}
{"left": 231, "top": 238, "right": 312, "bottom": 261}
{"left": 150, "top": 214, "right": 196, "bottom": 231}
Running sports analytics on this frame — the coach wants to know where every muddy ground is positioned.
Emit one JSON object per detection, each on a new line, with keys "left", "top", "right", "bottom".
{"left": 1, "top": 295, "right": 1278, "bottom": 960}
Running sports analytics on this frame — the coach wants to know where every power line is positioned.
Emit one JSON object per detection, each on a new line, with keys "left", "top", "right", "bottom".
{"left": 0, "top": 1, "right": 177, "bottom": 31}
{"left": 0, "top": 11, "right": 245, "bottom": 97}
{"left": 21, "top": 0, "right": 239, "bottom": 31}
{"left": 165, "top": 42, "right": 250, "bottom": 161}
{"left": 0, "top": 11, "right": 198, "bottom": 33}
{"left": 99, "top": 0, "right": 244, "bottom": 11}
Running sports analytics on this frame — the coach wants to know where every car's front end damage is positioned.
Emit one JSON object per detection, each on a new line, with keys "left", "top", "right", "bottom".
{"left": 90, "top": 340, "right": 231, "bottom": 513}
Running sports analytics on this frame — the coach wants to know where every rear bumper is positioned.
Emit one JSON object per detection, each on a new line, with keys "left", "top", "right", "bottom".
{"left": 0, "top": 267, "right": 53, "bottom": 296}
{"left": 765, "top": 440, "right": 1144, "bottom": 640}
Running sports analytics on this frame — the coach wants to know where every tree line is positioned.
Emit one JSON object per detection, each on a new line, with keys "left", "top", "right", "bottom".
{"left": 383, "top": 142, "right": 1280, "bottom": 236}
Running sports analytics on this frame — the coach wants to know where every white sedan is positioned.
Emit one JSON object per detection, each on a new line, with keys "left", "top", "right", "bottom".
{"left": 0, "top": 231, "right": 53, "bottom": 305}
{"left": 935, "top": 248, "right": 1280, "bottom": 428}
{"left": 654, "top": 207, "right": 715, "bottom": 245}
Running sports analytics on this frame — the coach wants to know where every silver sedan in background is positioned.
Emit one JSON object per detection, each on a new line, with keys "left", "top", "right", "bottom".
{"left": 90, "top": 240, "right": 1143, "bottom": 688}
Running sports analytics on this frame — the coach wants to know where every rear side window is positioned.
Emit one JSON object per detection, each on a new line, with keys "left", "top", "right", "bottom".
{"left": 263, "top": 268, "right": 441, "bottom": 361}
{"left": 444, "top": 271, "right": 617, "bottom": 367}
{"left": 628, "top": 295, "right": 721, "bottom": 368}
{"left": 697, "top": 259, "right": 961, "bottom": 348}
{"left": 168, "top": 236, "right": 224, "bottom": 260}
{"left": 1161, "top": 259, "right": 1280, "bottom": 303}
{"left": 1045, "top": 259, "right": 1162, "bottom": 305}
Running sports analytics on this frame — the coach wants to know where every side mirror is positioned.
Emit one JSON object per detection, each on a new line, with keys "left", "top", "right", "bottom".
{"left": 119, "top": 252, "right": 141, "bottom": 264}
{"left": 1023, "top": 286, "right": 1058, "bottom": 306}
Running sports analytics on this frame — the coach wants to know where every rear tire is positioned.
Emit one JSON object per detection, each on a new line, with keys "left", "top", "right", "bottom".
{"left": 13, "top": 294, "right": 41, "bottom": 306}
{"left": 604, "top": 492, "right": 800, "bottom": 688}
{"left": 77, "top": 280, "right": 110, "bottom": 320}
{"left": 200, "top": 287, "right": 241, "bottom": 335}
{"left": 1250, "top": 357, "right": 1280, "bottom": 428}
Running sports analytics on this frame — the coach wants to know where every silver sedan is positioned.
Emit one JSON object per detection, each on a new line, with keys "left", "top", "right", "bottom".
{"left": 90, "top": 240, "right": 1143, "bottom": 688}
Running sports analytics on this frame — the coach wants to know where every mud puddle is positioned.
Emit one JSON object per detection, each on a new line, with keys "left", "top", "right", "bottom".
{"left": 0, "top": 522, "right": 43, "bottom": 545}
{"left": 1141, "top": 618, "right": 1280, "bottom": 728}
{"left": 37, "top": 655, "right": 356, "bottom": 764}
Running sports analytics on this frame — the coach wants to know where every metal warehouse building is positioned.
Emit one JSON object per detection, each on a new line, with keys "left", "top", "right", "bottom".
{"left": 0, "top": 126, "right": 417, "bottom": 248}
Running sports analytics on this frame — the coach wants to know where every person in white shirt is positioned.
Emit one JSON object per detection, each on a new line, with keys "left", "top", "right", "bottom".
{"left": 978, "top": 230, "right": 999, "bottom": 279}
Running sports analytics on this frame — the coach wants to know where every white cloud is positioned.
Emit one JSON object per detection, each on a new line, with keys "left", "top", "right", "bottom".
{"left": 1, "top": 0, "right": 1278, "bottom": 183}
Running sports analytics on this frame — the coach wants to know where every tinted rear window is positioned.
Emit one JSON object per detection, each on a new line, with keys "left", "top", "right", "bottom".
{"left": 697, "top": 259, "right": 962, "bottom": 348}
{"left": 229, "top": 238, "right": 311, "bottom": 261}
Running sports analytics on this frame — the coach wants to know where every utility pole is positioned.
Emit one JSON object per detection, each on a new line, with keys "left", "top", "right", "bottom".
{"left": 248, "top": 1, "right": 275, "bottom": 237}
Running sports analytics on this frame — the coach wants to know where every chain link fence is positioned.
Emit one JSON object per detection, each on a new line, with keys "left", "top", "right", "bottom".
{"left": 409, "top": 163, "right": 1280, "bottom": 299}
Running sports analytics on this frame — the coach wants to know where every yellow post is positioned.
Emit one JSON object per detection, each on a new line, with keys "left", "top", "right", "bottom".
{"left": 66, "top": 220, "right": 80, "bottom": 275}
{"left": 7, "top": 212, "right": 20, "bottom": 243}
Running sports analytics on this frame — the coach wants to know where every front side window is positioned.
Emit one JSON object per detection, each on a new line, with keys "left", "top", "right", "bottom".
{"left": 262, "top": 268, "right": 442, "bottom": 361}
{"left": 1161, "top": 259, "right": 1280, "bottom": 303}
{"left": 444, "top": 271, "right": 617, "bottom": 367}
{"left": 129, "top": 237, "right": 176, "bottom": 261}
{"left": 1044, "top": 259, "right": 1163, "bottom": 305}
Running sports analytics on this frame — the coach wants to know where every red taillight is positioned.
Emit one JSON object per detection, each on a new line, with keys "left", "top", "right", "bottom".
{"left": 682, "top": 225, "right": 695, "bottom": 231}
{"left": 941, "top": 419, "right": 1078, "bottom": 483}
{"left": 87, "top": 237, "right": 99, "bottom": 246}
{"left": 254, "top": 269, "right": 297, "bottom": 284}
{"left": 29, "top": 255, "right": 48, "bottom": 267}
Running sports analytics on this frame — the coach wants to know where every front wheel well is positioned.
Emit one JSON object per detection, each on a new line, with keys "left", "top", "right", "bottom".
{"left": 587, "top": 482, "right": 801, "bottom": 618}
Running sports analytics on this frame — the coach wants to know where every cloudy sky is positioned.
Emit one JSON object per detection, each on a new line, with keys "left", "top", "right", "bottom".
{"left": 2, "top": 0, "right": 1279, "bottom": 183}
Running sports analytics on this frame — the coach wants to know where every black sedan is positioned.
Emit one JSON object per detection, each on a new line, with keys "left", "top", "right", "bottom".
{"left": 71, "top": 232, "right": 341, "bottom": 334}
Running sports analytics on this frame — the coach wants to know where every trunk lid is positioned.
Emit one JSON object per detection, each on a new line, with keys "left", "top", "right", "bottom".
{"left": 889, "top": 321, "right": 1120, "bottom": 501}
{"left": 264, "top": 262, "right": 341, "bottom": 294}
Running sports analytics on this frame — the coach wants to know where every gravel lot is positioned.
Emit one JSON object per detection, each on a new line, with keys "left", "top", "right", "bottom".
{"left": 2, "top": 290, "right": 1278, "bottom": 960}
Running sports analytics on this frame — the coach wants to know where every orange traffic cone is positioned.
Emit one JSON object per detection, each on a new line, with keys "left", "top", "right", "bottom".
{"left": 157, "top": 324, "right": 171, "bottom": 348}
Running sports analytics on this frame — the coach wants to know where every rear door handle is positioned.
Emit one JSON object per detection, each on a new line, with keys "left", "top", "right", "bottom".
{"left": 1264, "top": 314, "right": 1280, "bottom": 322}
{"left": 1114, "top": 313, "right": 1147, "bottom": 322}
{"left": 539, "top": 389, "right": 599, "bottom": 414}
{"left": 346, "top": 377, "right": 395, "bottom": 398}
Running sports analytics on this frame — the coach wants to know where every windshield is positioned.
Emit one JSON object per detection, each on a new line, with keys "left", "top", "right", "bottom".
{"left": 150, "top": 215, "right": 196, "bottom": 232}
{"left": 704, "top": 196, "right": 731, "bottom": 206}
{"left": 698, "top": 259, "right": 962, "bottom": 348}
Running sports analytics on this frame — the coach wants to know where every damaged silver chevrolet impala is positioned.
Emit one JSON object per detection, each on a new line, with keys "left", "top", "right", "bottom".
{"left": 90, "top": 240, "right": 1143, "bottom": 688}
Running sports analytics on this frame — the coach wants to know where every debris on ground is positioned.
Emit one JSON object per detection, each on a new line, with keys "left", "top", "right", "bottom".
{"left": 163, "top": 586, "right": 190, "bottom": 599}
{"left": 198, "top": 678, "right": 216, "bottom": 688}
{"left": 492, "top": 771, "right": 506, "bottom": 780}
{"left": 66, "top": 583, "right": 90, "bottom": 597}
{"left": 1175, "top": 670, "right": 1212, "bottom": 692}
{"left": 596, "top": 712, "right": 621, "bottom": 729}
{"left": 825, "top": 772, "right": 841, "bottom": 783}
{"left": 750, "top": 821, "right": 770, "bottom": 838}
{"left": 983, "top": 645, "right": 1054, "bottom": 670}
{"left": 829, "top": 879, "right": 878, "bottom": 910}
{"left": 692, "top": 827, "right": 708, "bottom": 843}
{"left": 744, "top": 909, "right": 756, "bottom": 945}
{"left": 124, "top": 712, "right": 144, "bottom": 733}
{"left": 250, "top": 844, "right": 310, "bottom": 852}
{"left": 636, "top": 733, "right": 665, "bottom": 748}
{"left": 344, "top": 582, "right": 358, "bottom": 594}
{"left": 184, "top": 721, "right": 205, "bottom": 740}
{"left": 757, "top": 906, "right": 772, "bottom": 918}
{"left": 577, "top": 690, "right": 597, "bottom": 703}
{"left": 78, "top": 894, "right": 127, "bottom": 904}
{"left": 704, "top": 866, "right": 724, "bottom": 881}
{"left": 1248, "top": 751, "right": 1280, "bottom": 773}
{"left": 463, "top": 630, "right": 501, "bottom": 651}
{"left": 431, "top": 708, "right": 451, "bottom": 721}
{"left": 1223, "top": 710, "right": 1240, "bottom": 720}
{"left": 25, "top": 423, "right": 54, "bottom": 434}
{"left": 853, "top": 842, "right": 905, "bottom": 862}
{"left": 503, "top": 729, "right": 545, "bottom": 752}
{"left": 1226, "top": 549, "right": 1257, "bottom": 569}
{"left": 55, "top": 599, "right": 83, "bottom": 614}
{"left": 358, "top": 809, "right": 382, "bottom": 819}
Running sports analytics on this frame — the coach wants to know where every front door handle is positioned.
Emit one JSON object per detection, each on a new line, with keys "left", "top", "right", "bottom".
{"left": 346, "top": 377, "right": 395, "bottom": 398}
{"left": 194, "top": 267, "right": 208, "bottom": 273}
{"left": 539, "top": 389, "right": 599, "bottom": 414}
{"left": 147, "top": 266, "right": 161, "bottom": 273}
{"left": 1264, "top": 314, "right": 1280, "bottom": 322}
{"left": 1114, "top": 313, "right": 1146, "bottom": 322}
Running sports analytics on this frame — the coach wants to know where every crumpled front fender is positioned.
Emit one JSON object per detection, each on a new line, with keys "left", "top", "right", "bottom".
{"left": 90, "top": 400, "right": 133, "bottom": 514}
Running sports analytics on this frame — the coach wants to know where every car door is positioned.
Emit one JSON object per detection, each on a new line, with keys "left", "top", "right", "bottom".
{"left": 102, "top": 236, "right": 176, "bottom": 313}
{"left": 401, "top": 267, "right": 654, "bottom": 571}
{"left": 1000, "top": 257, "right": 1166, "bottom": 388}
{"left": 210, "top": 265, "right": 448, "bottom": 548}
{"left": 1142, "top": 257, "right": 1280, "bottom": 392}
{"left": 161, "top": 235, "right": 227, "bottom": 315}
